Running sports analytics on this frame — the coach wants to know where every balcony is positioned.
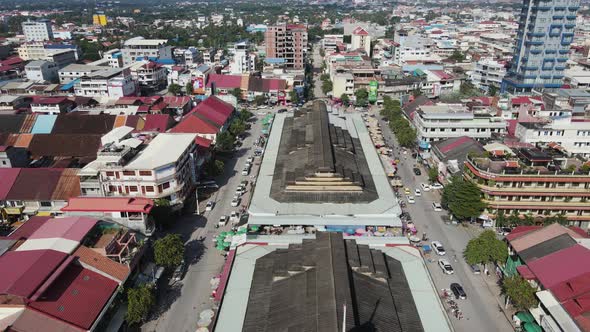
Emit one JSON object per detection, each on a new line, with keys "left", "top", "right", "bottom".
{"left": 569, "top": 6, "right": 580, "bottom": 11}
{"left": 566, "top": 15, "right": 577, "bottom": 20}
{"left": 553, "top": 15, "right": 564, "bottom": 20}
{"left": 527, "top": 32, "right": 545, "bottom": 38}
{"left": 525, "top": 40, "right": 544, "bottom": 46}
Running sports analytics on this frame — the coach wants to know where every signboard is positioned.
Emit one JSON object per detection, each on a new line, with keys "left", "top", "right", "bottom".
{"left": 368, "top": 80, "right": 378, "bottom": 103}
{"left": 192, "top": 77, "right": 205, "bottom": 94}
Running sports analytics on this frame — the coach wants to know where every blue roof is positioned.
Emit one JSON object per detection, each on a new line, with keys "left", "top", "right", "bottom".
{"left": 264, "top": 58, "right": 286, "bottom": 64}
{"left": 60, "top": 78, "right": 79, "bottom": 91}
{"left": 31, "top": 114, "right": 57, "bottom": 134}
{"left": 134, "top": 57, "right": 176, "bottom": 65}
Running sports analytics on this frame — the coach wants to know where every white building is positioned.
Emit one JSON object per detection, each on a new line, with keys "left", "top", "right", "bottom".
{"left": 129, "top": 60, "right": 168, "bottom": 91}
{"left": 413, "top": 104, "right": 507, "bottom": 146}
{"left": 322, "top": 35, "right": 344, "bottom": 53}
{"left": 121, "top": 37, "right": 173, "bottom": 66}
{"left": 58, "top": 64, "right": 105, "bottom": 83}
{"left": 516, "top": 116, "right": 590, "bottom": 158}
{"left": 229, "top": 41, "right": 256, "bottom": 74}
{"left": 22, "top": 20, "right": 53, "bottom": 41}
{"left": 83, "top": 133, "right": 198, "bottom": 206}
{"left": 17, "top": 43, "right": 77, "bottom": 67}
{"left": 470, "top": 58, "right": 507, "bottom": 91}
{"left": 393, "top": 37, "right": 441, "bottom": 66}
{"left": 74, "top": 68, "right": 137, "bottom": 98}
{"left": 25, "top": 60, "right": 59, "bottom": 82}
{"left": 351, "top": 27, "right": 371, "bottom": 56}
{"left": 332, "top": 72, "right": 354, "bottom": 98}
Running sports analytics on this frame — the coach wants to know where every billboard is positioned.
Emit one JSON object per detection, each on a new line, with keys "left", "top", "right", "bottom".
{"left": 368, "top": 80, "right": 378, "bottom": 103}
{"left": 192, "top": 77, "right": 205, "bottom": 94}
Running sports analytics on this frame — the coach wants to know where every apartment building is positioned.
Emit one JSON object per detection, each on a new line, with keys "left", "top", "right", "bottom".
{"left": 332, "top": 72, "right": 355, "bottom": 98}
{"left": 121, "top": 37, "right": 173, "bottom": 66}
{"left": 74, "top": 68, "right": 137, "bottom": 98}
{"left": 229, "top": 41, "right": 256, "bottom": 74}
{"left": 129, "top": 60, "right": 167, "bottom": 92}
{"left": 58, "top": 63, "right": 105, "bottom": 83}
{"left": 22, "top": 19, "right": 53, "bottom": 41}
{"left": 464, "top": 145, "right": 590, "bottom": 227}
{"left": 24, "top": 60, "right": 59, "bottom": 82}
{"left": 322, "top": 35, "right": 344, "bottom": 54}
{"left": 392, "top": 37, "right": 441, "bottom": 66}
{"left": 265, "top": 23, "right": 308, "bottom": 70}
{"left": 516, "top": 116, "right": 590, "bottom": 157}
{"left": 470, "top": 58, "right": 507, "bottom": 91}
{"left": 351, "top": 26, "right": 371, "bottom": 55}
{"left": 17, "top": 42, "right": 80, "bottom": 63}
{"left": 413, "top": 104, "right": 507, "bottom": 146}
{"left": 30, "top": 96, "right": 76, "bottom": 115}
{"left": 79, "top": 133, "right": 198, "bottom": 206}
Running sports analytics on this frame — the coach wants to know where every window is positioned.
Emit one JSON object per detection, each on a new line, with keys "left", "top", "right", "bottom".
{"left": 40, "top": 201, "right": 52, "bottom": 207}
{"left": 123, "top": 171, "right": 135, "bottom": 176}
{"left": 145, "top": 186, "right": 154, "bottom": 192}
{"left": 162, "top": 182, "right": 170, "bottom": 190}
{"left": 105, "top": 171, "right": 115, "bottom": 176}
{"left": 129, "top": 186, "right": 138, "bottom": 192}
{"left": 139, "top": 170, "right": 152, "bottom": 176}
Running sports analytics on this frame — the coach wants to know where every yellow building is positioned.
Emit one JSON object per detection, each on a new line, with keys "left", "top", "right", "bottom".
{"left": 93, "top": 14, "right": 108, "bottom": 26}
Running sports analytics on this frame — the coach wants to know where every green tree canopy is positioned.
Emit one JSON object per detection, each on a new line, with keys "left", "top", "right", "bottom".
{"left": 126, "top": 284, "right": 155, "bottom": 324}
{"left": 489, "top": 85, "right": 498, "bottom": 97}
{"left": 253, "top": 95, "right": 267, "bottom": 106}
{"left": 321, "top": 80, "right": 333, "bottom": 94}
{"left": 231, "top": 87, "right": 242, "bottom": 100}
{"left": 320, "top": 73, "right": 330, "bottom": 82}
{"left": 428, "top": 166, "right": 439, "bottom": 183}
{"left": 216, "top": 131, "right": 234, "bottom": 152}
{"left": 442, "top": 176, "right": 487, "bottom": 220}
{"left": 464, "top": 229, "right": 508, "bottom": 266}
{"left": 154, "top": 234, "right": 185, "bottom": 269}
{"left": 502, "top": 275, "right": 539, "bottom": 311}
{"left": 238, "top": 109, "right": 253, "bottom": 122}
{"left": 168, "top": 83, "right": 182, "bottom": 96}
{"left": 185, "top": 82, "right": 193, "bottom": 96}
{"left": 204, "top": 159, "right": 225, "bottom": 177}
{"left": 229, "top": 119, "right": 246, "bottom": 136}
{"left": 289, "top": 90, "right": 299, "bottom": 104}
{"left": 355, "top": 88, "right": 369, "bottom": 100}
{"left": 449, "top": 50, "right": 465, "bottom": 62}
{"left": 340, "top": 93, "right": 350, "bottom": 106}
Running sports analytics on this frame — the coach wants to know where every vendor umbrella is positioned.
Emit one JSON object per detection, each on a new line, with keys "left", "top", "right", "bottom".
{"left": 250, "top": 225, "right": 259, "bottom": 231}
{"left": 197, "top": 317, "right": 212, "bottom": 327}
{"left": 200, "top": 309, "right": 215, "bottom": 319}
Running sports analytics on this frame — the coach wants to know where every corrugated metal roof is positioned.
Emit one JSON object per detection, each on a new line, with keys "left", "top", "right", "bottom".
{"left": 6, "top": 216, "right": 51, "bottom": 241}
{"left": 6, "top": 168, "right": 63, "bottom": 201}
{"left": 28, "top": 217, "right": 97, "bottom": 242}
{"left": 528, "top": 245, "right": 590, "bottom": 288}
{"left": 10, "top": 308, "right": 84, "bottom": 332}
{"left": 30, "top": 114, "right": 58, "bottom": 134}
{"left": 51, "top": 114, "right": 115, "bottom": 135}
{"left": 13, "top": 134, "right": 33, "bottom": 148}
{"left": 29, "top": 264, "right": 118, "bottom": 330}
{"left": 61, "top": 197, "right": 154, "bottom": 213}
{"left": 510, "top": 223, "right": 583, "bottom": 253}
{"left": 0, "top": 168, "right": 20, "bottom": 200}
{"left": 28, "top": 134, "right": 101, "bottom": 158}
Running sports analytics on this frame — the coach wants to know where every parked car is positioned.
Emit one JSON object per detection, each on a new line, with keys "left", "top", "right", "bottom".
{"left": 241, "top": 167, "right": 250, "bottom": 176}
{"left": 246, "top": 156, "right": 254, "bottom": 163}
{"left": 230, "top": 211, "right": 239, "bottom": 222}
{"left": 430, "top": 182, "right": 444, "bottom": 190}
{"left": 404, "top": 187, "right": 411, "bottom": 195}
{"left": 413, "top": 167, "right": 422, "bottom": 175}
{"left": 420, "top": 183, "right": 431, "bottom": 191}
{"left": 450, "top": 283, "right": 467, "bottom": 299}
{"left": 438, "top": 259, "right": 454, "bottom": 275}
{"left": 218, "top": 215, "right": 228, "bottom": 227}
{"left": 277, "top": 108, "right": 288, "bottom": 113}
{"left": 431, "top": 241, "right": 446, "bottom": 255}
{"left": 414, "top": 188, "right": 422, "bottom": 197}
{"left": 497, "top": 227, "right": 512, "bottom": 236}
{"left": 407, "top": 196, "right": 415, "bottom": 204}
{"left": 205, "top": 201, "right": 214, "bottom": 211}
{"left": 241, "top": 180, "right": 249, "bottom": 187}
{"left": 432, "top": 202, "right": 442, "bottom": 212}
{"left": 231, "top": 197, "right": 241, "bottom": 207}
{"left": 236, "top": 187, "right": 245, "bottom": 196}
{"left": 470, "top": 264, "right": 481, "bottom": 274}
{"left": 171, "top": 260, "right": 187, "bottom": 283}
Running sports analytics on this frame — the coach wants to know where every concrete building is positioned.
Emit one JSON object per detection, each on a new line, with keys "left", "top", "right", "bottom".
{"left": 58, "top": 63, "right": 105, "bottom": 84}
{"left": 322, "top": 34, "right": 344, "bottom": 53}
{"left": 121, "top": 37, "right": 173, "bottom": 66}
{"left": 129, "top": 60, "right": 167, "bottom": 92}
{"left": 465, "top": 145, "right": 590, "bottom": 227}
{"left": 229, "top": 41, "right": 256, "bottom": 74}
{"left": 79, "top": 133, "right": 198, "bottom": 206}
{"left": 265, "top": 23, "right": 307, "bottom": 70}
{"left": 24, "top": 60, "right": 59, "bottom": 82}
{"left": 393, "top": 37, "right": 441, "bottom": 66}
{"left": 502, "top": 0, "right": 581, "bottom": 94}
{"left": 248, "top": 101, "right": 402, "bottom": 230}
{"left": 332, "top": 72, "right": 355, "bottom": 99}
{"left": 351, "top": 26, "right": 371, "bottom": 55}
{"left": 22, "top": 19, "right": 53, "bottom": 41}
{"left": 515, "top": 116, "right": 590, "bottom": 157}
{"left": 470, "top": 58, "right": 507, "bottom": 92}
{"left": 74, "top": 68, "right": 137, "bottom": 98}
{"left": 30, "top": 96, "right": 75, "bottom": 115}
{"left": 412, "top": 104, "right": 507, "bottom": 146}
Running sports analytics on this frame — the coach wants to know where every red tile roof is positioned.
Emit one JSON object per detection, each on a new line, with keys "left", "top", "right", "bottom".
{"left": 170, "top": 113, "right": 219, "bottom": 134}
{"left": 0, "top": 250, "right": 68, "bottom": 298}
{"left": 0, "top": 168, "right": 21, "bottom": 200}
{"left": 196, "top": 136, "right": 212, "bottom": 149}
{"left": 10, "top": 308, "right": 85, "bottom": 332}
{"left": 193, "top": 96, "right": 233, "bottom": 127}
{"left": 352, "top": 26, "right": 369, "bottom": 36}
{"left": 162, "top": 96, "right": 191, "bottom": 109}
{"left": 29, "top": 264, "right": 118, "bottom": 330}
{"left": 62, "top": 197, "right": 154, "bottom": 214}
{"left": 206, "top": 74, "right": 242, "bottom": 89}
{"left": 28, "top": 217, "right": 97, "bottom": 242}
{"left": 527, "top": 245, "right": 590, "bottom": 288}
{"left": 142, "top": 114, "right": 172, "bottom": 132}
{"left": 73, "top": 245, "right": 130, "bottom": 283}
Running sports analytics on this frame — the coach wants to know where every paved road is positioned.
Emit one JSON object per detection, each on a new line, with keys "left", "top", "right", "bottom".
{"left": 365, "top": 106, "right": 514, "bottom": 332}
{"left": 312, "top": 43, "right": 325, "bottom": 99}
{"left": 142, "top": 111, "right": 265, "bottom": 332}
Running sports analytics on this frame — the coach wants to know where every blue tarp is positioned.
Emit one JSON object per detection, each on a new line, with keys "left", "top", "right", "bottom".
{"left": 60, "top": 78, "right": 79, "bottom": 91}
{"left": 134, "top": 57, "right": 175, "bottom": 65}
{"left": 31, "top": 114, "right": 57, "bottom": 134}
{"left": 264, "top": 58, "right": 286, "bottom": 64}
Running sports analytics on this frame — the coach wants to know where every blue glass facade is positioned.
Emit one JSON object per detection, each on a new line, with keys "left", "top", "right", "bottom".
{"left": 501, "top": 0, "right": 580, "bottom": 94}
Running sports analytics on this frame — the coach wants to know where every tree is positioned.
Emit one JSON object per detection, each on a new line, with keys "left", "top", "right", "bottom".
{"left": 544, "top": 213, "right": 568, "bottom": 226}
{"left": 581, "top": 164, "right": 590, "bottom": 174}
{"left": 253, "top": 95, "right": 267, "bottom": 106}
{"left": 489, "top": 85, "right": 498, "bottom": 97}
{"left": 229, "top": 119, "right": 246, "bottom": 136}
{"left": 215, "top": 131, "right": 234, "bottom": 152}
{"left": 126, "top": 284, "right": 155, "bottom": 324}
{"left": 464, "top": 229, "right": 508, "bottom": 266}
{"left": 185, "top": 82, "right": 193, "bottom": 96}
{"left": 320, "top": 73, "right": 330, "bottom": 82}
{"left": 428, "top": 165, "right": 439, "bottom": 183}
{"left": 154, "top": 234, "right": 185, "bottom": 269}
{"left": 442, "top": 176, "right": 487, "bottom": 220}
{"left": 204, "top": 159, "right": 225, "bottom": 177}
{"left": 230, "top": 87, "right": 242, "bottom": 101}
{"left": 449, "top": 50, "right": 465, "bottom": 62}
{"left": 321, "top": 80, "right": 333, "bottom": 94}
{"left": 168, "top": 83, "right": 182, "bottom": 96}
{"left": 411, "top": 88, "right": 423, "bottom": 97}
{"left": 238, "top": 109, "right": 253, "bottom": 122}
{"left": 340, "top": 93, "right": 350, "bottom": 106}
{"left": 495, "top": 210, "right": 507, "bottom": 228}
{"left": 289, "top": 90, "right": 299, "bottom": 104}
{"left": 502, "top": 275, "right": 539, "bottom": 311}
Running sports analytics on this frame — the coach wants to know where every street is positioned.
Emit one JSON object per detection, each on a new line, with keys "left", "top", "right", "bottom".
{"left": 367, "top": 106, "right": 514, "bottom": 332}
{"left": 142, "top": 110, "right": 266, "bottom": 332}
{"left": 311, "top": 43, "right": 326, "bottom": 99}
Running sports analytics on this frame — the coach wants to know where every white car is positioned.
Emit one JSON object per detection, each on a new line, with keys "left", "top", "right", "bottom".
{"left": 218, "top": 216, "right": 228, "bottom": 227}
{"left": 230, "top": 211, "right": 239, "bottom": 222}
{"left": 231, "top": 197, "right": 241, "bottom": 207}
{"left": 438, "top": 259, "right": 454, "bottom": 275}
{"left": 205, "top": 201, "right": 214, "bottom": 211}
{"left": 241, "top": 167, "right": 250, "bottom": 176}
{"left": 420, "top": 183, "right": 431, "bottom": 192}
{"left": 430, "top": 182, "right": 444, "bottom": 190}
{"left": 236, "top": 187, "right": 245, "bottom": 196}
{"left": 432, "top": 202, "right": 442, "bottom": 212}
{"left": 407, "top": 196, "right": 415, "bottom": 204}
{"left": 414, "top": 188, "right": 421, "bottom": 197}
{"left": 431, "top": 241, "right": 446, "bottom": 256}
